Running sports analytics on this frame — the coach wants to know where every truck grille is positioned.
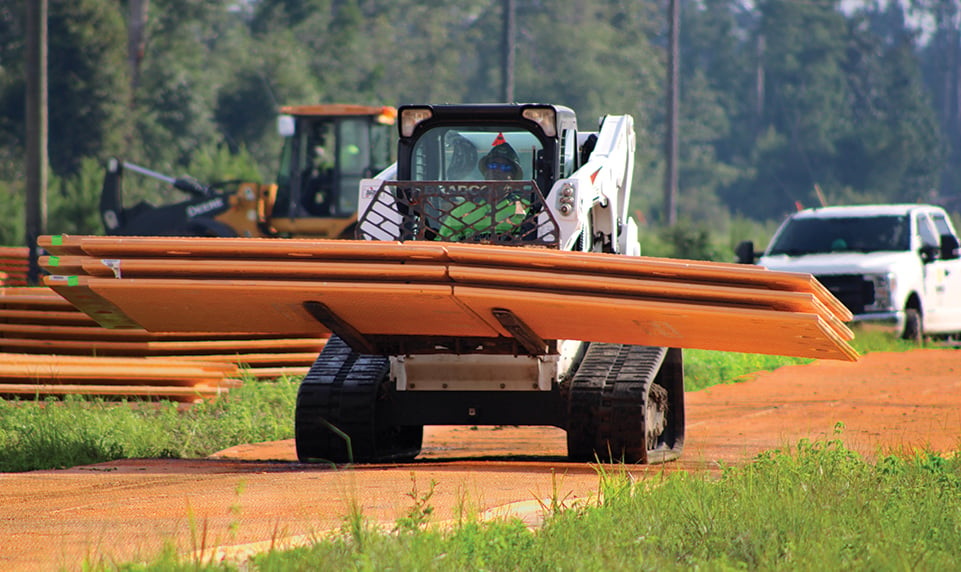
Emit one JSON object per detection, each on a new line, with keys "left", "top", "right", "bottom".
{"left": 814, "top": 274, "right": 875, "bottom": 314}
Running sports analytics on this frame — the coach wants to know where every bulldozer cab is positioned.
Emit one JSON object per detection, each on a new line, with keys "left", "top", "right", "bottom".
{"left": 270, "top": 104, "right": 396, "bottom": 236}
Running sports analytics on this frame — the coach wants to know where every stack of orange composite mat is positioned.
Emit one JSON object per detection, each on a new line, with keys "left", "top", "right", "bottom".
{"left": 0, "top": 263, "right": 327, "bottom": 403}
{"left": 38, "top": 234, "right": 858, "bottom": 363}
{"left": 0, "top": 246, "right": 29, "bottom": 287}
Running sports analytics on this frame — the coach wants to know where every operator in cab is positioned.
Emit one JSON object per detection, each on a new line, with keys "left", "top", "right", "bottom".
{"left": 479, "top": 142, "right": 523, "bottom": 181}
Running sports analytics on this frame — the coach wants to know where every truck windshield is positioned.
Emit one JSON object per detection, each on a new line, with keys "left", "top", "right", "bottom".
{"left": 768, "top": 215, "right": 910, "bottom": 256}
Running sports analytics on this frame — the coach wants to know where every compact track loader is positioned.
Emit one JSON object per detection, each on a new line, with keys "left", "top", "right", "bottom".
{"left": 296, "top": 103, "right": 685, "bottom": 464}
{"left": 39, "top": 104, "right": 856, "bottom": 466}
{"left": 100, "top": 104, "right": 397, "bottom": 239}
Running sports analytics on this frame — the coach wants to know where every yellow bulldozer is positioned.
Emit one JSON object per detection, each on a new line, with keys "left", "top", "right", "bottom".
{"left": 99, "top": 104, "right": 397, "bottom": 239}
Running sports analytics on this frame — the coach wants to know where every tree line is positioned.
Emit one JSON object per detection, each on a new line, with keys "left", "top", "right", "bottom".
{"left": 0, "top": 0, "right": 958, "bottom": 255}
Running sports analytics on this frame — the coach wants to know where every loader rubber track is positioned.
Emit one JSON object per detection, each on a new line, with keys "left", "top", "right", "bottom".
{"left": 567, "top": 343, "right": 684, "bottom": 464}
{"left": 295, "top": 335, "right": 423, "bottom": 463}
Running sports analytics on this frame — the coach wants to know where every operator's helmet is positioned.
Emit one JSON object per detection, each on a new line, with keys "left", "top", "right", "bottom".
{"left": 446, "top": 133, "right": 478, "bottom": 179}
{"left": 479, "top": 142, "right": 522, "bottom": 180}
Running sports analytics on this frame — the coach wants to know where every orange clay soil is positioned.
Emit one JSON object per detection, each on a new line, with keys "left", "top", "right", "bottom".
{"left": 1, "top": 349, "right": 959, "bottom": 571}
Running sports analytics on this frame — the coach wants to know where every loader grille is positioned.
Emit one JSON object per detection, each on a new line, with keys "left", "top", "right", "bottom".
{"left": 356, "top": 180, "right": 560, "bottom": 247}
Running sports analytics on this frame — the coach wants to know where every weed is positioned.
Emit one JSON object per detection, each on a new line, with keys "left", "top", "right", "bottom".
{"left": 393, "top": 472, "right": 437, "bottom": 533}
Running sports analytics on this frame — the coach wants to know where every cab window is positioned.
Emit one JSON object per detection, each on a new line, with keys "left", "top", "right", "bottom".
{"left": 916, "top": 213, "right": 940, "bottom": 249}
{"left": 411, "top": 127, "right": 542, "bottom": 182}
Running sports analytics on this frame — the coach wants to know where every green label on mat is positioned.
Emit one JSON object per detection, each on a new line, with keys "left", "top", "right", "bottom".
{"left": 49, "top": 256, "right": 59, "bottom": 266}
{"left": 68, "top": 276, "right": 78, "bottom": 286}
{"left": 52, "top": 235, "right": 63, "bottom": 246}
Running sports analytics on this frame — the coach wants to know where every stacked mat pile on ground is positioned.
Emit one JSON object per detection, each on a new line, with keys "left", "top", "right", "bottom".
{"left": 0, "top": 246, "right": 29, "bottom": 286}
{"left": 38, "top": 235, "right": 858, "bottom": 362}
{"left": 0, "top": 286, "right": 325, "bottom": 402}
{"left": 0, "top": 353, "right": 240, "bottom": 403}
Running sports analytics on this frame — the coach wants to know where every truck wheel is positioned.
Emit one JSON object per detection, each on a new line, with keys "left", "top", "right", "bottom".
{"left": 567, "top": 344, "right": 684, "bottom": 464}
{"left": 295, "top": 335, "right": 423, "bottom": 463}
{"left": 902, "top": 308, "right": 924, "bottom": 345}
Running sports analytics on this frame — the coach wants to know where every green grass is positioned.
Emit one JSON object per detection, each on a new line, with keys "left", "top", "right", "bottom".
{"left": 0, "top": 375, "right": 298, "bottom": 472}
{"left": 89, "top": 436, "right": 961, "bottom": 571}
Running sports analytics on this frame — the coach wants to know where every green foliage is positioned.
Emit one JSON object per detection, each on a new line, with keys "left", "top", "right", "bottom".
{"left": 46, "top": 0, "right": 131, "bottom": 176}
{"left": 639, "top": 219, "right": 729, "bottom": 261}
{"left": 185, "top": 143, "right": 264, "bottom": 185}
{"left": 0, "top": 377, "right": 298, "bottom": 472}
{"left": 3, "top": 0, "right": 961, "bottom": 235}
{"left": 684, "top": 350, "right": 812, "bottom": 392}
{"left": 0, "top": 179, "right": 25, "bottom": 246}
{"left": 48, "top": 157, "right": 106, "bottom": 235}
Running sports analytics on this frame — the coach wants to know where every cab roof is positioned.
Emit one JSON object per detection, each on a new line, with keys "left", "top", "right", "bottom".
{"left": 791, "top": 204, "right": 944, "bottom": 219}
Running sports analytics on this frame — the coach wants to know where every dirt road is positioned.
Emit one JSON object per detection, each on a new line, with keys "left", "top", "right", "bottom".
{"left": 2, "top": 349, "right": 959, "bottom": 570}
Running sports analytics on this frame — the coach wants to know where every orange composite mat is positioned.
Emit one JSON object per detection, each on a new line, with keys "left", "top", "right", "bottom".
{"left": 39, "top": 235, "right": 858, "bottom": 361}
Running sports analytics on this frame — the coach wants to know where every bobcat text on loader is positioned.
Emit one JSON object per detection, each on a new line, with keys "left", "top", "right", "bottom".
{"left": 100, "top": 104, "right": 397, "bottom": 239}
{"left": 295, "top": 103, "right": 685, "bottom": 464}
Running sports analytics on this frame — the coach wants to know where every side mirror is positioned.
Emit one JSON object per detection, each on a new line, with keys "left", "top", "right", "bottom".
{"left": 940, "top": 234, "right": 961, "bottom": 261}
{"left": 277, "top": 115, "right": 295, "bottom": 137}
{"left": 920, "top": 243, "right": 940, "bottom": 264}
{"left": 735, "top": 240, "right": 757, "bottom": 264}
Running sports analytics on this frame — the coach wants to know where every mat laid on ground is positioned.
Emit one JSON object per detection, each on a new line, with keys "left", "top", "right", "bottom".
{"left": 0, "top": 353, "right": 241, "bottom": 403}
{"left": 38, "top": 235, "right": 858, "bottom": 361}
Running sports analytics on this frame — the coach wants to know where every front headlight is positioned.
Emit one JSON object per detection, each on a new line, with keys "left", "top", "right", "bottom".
{"left": 868, "top": 273, "right": 896, "bottom": 311}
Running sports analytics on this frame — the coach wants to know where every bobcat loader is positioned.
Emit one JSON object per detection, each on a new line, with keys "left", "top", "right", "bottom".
{"left": 295, "top": 103, "right": 685, "bottom": 464}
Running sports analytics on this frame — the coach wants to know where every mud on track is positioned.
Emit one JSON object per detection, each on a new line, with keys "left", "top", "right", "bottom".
{"left": 2, "top": 349, "right": 959, "bottom": 571}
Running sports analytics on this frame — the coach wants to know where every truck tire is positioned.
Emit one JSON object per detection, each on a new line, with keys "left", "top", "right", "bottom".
{"left": 567, "top": 344, "right": 684, "bottom": 464}
{"left": 902, "top": 308, "right": 924, "bottom": 344}
{"left": 295, "top": 335, "right": 423, "bottom": 463}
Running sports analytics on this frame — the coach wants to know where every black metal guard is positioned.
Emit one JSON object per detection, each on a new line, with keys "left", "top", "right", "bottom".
{"left": 356, "top": 180, "right": 560, "bottom": 247}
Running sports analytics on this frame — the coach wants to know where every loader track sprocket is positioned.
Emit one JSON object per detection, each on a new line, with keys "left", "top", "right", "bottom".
{"left": 567, "top": 343, "right": 684, "bottom": 464}
{"left": 295, "top": 335, "right": 423, "bottom": 464}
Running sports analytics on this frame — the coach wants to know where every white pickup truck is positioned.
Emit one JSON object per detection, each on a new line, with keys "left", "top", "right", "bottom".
{"left": 736, "top": 204, "right": 961, "bottom": 342}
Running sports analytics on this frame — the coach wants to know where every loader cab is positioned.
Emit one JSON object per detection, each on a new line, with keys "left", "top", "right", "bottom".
{"left": 396, "top": 104, "right": 577, "bottom": 196}
{"left": 271, "top": 104, "right": 396, "bottom": 236}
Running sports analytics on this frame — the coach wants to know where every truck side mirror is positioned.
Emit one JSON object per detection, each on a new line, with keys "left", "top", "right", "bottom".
{"left": 735, "top": 240, "right": 756, "bottom": 264}
{"left": 920, "top": 243, "right": 940, "bottom": 263}
{"left": 941, "top": 234, "right": 961, "bottom": 260}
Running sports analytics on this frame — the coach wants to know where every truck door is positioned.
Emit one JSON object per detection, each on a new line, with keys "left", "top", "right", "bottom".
{"left": 930, "top": 211, "right": 961, "bottom": 331}
{"left": 918, "top": 212, "right": 954, "bottom": 332}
